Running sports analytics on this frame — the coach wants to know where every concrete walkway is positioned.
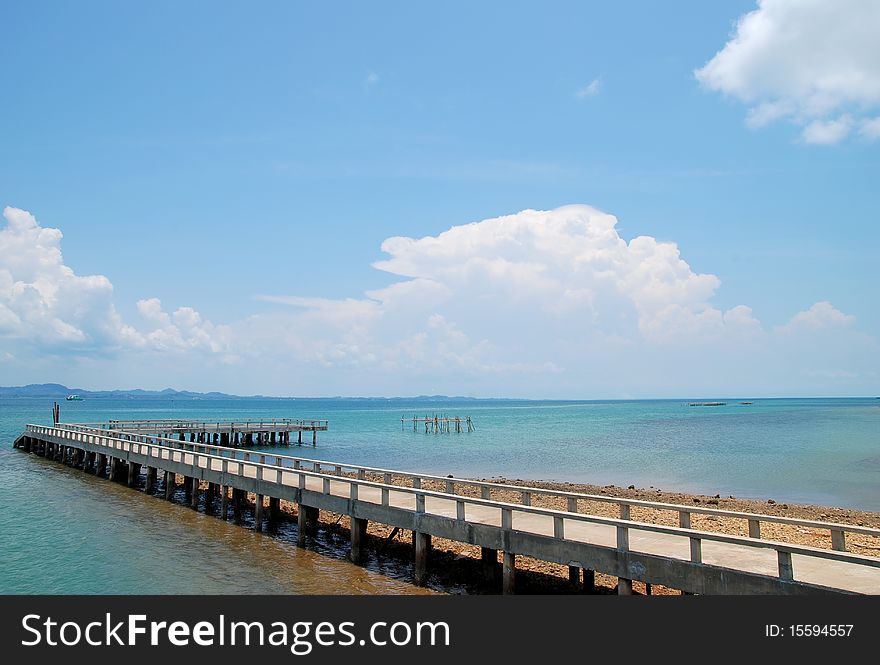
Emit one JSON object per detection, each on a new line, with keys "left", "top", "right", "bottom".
{"left": 302, "top": 475, "right": 880, "bottom": 594}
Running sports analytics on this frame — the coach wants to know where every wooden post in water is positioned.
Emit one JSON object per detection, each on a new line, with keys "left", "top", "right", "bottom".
{"left": 220, "top": 486, "right": 229, "bottom": 519}
{"left": 164, "top": 471, "right": 175, "bottom": 500}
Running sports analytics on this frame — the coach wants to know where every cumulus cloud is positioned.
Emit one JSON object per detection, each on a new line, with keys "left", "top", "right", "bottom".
{"left": 2, "top": 204, "right": 874, "bottom": 396}
{"left": 777, "top": 301, "right": 855, "bottom": 334}
{"left": 696, "top": 0, "right": 880, "bottom": 144}
{"left": 371, "top": 205, "right": 736, "bottom": 341}
{"left": 0, "top": 206, "right": 136, "bottom": 348}
{"left": 0, "top": 207, "right": 230, "bottom": 359}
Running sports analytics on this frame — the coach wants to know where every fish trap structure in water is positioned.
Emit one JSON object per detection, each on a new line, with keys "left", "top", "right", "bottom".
{"left": 402, "top": 415, "right": 475, "bottom": 433}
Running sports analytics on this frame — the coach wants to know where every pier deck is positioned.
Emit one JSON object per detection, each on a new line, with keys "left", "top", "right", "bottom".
{"left": 67, "top": 418, "right": 329, "bottom": 446}
{"left": 14, "top": 423, "right": 880, "bottom": 595}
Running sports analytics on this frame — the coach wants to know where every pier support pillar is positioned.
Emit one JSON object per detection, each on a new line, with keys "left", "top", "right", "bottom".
{"left": 350, "top": 517, "right": 368, "bottom": 564}
{"left": 145, "top": 467, "right": 156, "bottom": 493}
{"left": 297, "top": 504, "right": 307, "bottom": 545}
{"left": 108, "top": 457, "right": 119, "bottom": 482}
{"left": 583, "top": 569, "right": 595, "bottom": 593}
{"left": 95, "top": 453, "right": 107, "bottom": 477}
{"left": 220, "top": 486, "right": 229, "bottom": 519}
{"left": 414, "top": 531, "right": 431, "bottom": 585}
{"left": 164, "top": 471, "right": 175, "bottom": 500}
{"left": 617, "top": 577, "right": 633, "bottom": 595}
{"left": 312, "top": 430, "right": 317, "bottom": 446}
{"left": 502, "top": 552, "right": 516, "bottom": 595}
{"left": 297, "top": 505, "right": 319, "bottom": 544}
{"left": 190, "top": 478, "right": 200, "bottom": 510}
{"left": 184, "top": 476, "right": 192, "bottom": 503}
{"left": 232, "top": 489, "right": 243, "bottom": 522}
{"left": 127, "top": 462, "right": 140, "bottom": 487}
{"left": 569, "top": 565, "right": 580, "bottom": 587}
{"left": 204, "top": 483, "right": 215, "bottom": 515}
{"left": 255, "top": 494, "right": 265, "bottom": 530}
{"left": 298, "top": 431, "right": 302, "bottom": 445}
{"left": 481, "top": 547, "right": 500, "bottom": 585}
{"left": 268, "top": 497, "right": 280, "bottom": 526}
{"left": 305, "top": 506, "right": 319, "bottom": 534}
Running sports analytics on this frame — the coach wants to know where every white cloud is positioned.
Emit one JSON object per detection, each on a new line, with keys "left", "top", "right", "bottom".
{"left": 777, "top": 301, "right": 855, "bottom": 333}
{"left": 802, "top": 116, "right": 854, "bottom": 145}
{"left": 859, "top": 116, "right": 880, "bottom": 140}
{"left": 0, "top": 206, "right": 130, "bottom": 348}
{"left": 371, "top": 205, "right": 729, "bottom": 341}
{"left": 2, "top": 204, "right": 874, "bottom": 397}
{"left": 575, "top": 78, "right": 602, "bottom": 98}
{"left": 696, "top": 0, "right": 880, "bottom": 144}
{"left": 365, "top": 71, "right": 379, "bottom": 85}
{"left": 0, "top": 207, "right": 230, "bottom": 359}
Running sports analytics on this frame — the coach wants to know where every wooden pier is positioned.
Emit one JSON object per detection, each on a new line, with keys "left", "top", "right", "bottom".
{"left": 12, "top": 422, "right": 880, "bottom": 595}
{"left": 69, "top": 418, "right": 328, "bottom": 446}
{"left": 403, "top": 415, "right": 475, "bottom": 433}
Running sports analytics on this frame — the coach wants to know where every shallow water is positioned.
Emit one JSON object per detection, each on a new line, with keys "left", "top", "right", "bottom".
{"left": 2, "top": 396, "right": 878, "bottom": 593}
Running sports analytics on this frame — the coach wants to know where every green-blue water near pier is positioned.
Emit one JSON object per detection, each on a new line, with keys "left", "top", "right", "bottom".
{"left": 2, "top": 396, "right": 878, "bottom": 593}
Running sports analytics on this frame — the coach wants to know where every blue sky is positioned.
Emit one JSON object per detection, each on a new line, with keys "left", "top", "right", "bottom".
{"left": 1, "top": 1, "right": 878, "bottom": 397}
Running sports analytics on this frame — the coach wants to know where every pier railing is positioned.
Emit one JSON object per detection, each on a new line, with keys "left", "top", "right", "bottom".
{"left": 64, "top": 419, "right": 330, "bottom": 432}
{"left": 26, "top": 424, "right": 880, "bottom": 586}
{"left": 46, "top": 423, "right": 879, "bottom": 554}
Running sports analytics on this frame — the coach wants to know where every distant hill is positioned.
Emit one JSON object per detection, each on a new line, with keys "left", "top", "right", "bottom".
{"left": 0, "top": 384, "right": 507, "bottom": 401}
{"left": 0, "top": 383, "right": 248, "bottom": 399}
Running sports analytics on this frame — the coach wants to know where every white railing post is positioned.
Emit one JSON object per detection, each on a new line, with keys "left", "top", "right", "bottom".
{"left": 778, "top": 550, "right": 794, "bottom": 581}
{"left": 690, "top": 537, "right": 702, "bottom": 563}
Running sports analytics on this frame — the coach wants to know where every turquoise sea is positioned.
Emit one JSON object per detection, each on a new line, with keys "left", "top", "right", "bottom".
{"left": 1, "top": 396, "right": 878, "bottom": 594}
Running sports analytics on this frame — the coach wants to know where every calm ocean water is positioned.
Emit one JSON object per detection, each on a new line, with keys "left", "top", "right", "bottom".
{"left": 1, "top": 396, "right": 878, "bottom": 594}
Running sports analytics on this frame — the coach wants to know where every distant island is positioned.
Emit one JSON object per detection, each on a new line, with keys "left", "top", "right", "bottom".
{"left": 0, "top": 383, "right": 507, "bottom": 401}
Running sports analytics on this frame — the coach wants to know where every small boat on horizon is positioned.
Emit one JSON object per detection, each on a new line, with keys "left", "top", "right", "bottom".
{"left": 65, "top": 394, "right": 84, "bottom": 401}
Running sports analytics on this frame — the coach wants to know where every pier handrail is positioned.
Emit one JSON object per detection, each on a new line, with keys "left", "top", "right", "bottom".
{"left": 32, "top": 423, "right": 880, "bottom": 556}
{"left": 25, "top": 422, "right": 880, "bottom": 585}
{"left": 63, "top": 419, "right": 329, "bottom": 430}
